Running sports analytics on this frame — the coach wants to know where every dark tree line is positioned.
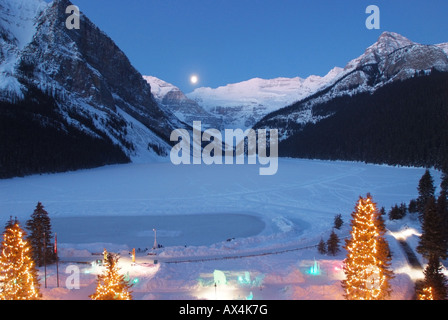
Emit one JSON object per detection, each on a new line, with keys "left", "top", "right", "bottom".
{"left": 414, "top": 170, "right": 448, "bottom": 300}
{"left": 279, "top": 71, "right": 448, "bottom": 171}
{"left": 0, "top": 86, "right": 130, "bottom": 179}
{"left": 380, "top": 169, "right": 448, "bottom": 299}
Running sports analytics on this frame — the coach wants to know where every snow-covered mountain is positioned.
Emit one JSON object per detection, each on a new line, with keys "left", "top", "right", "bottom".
{"left": 255, "top": 32, "right": 448, "bottom": 138}
{"left": 143, "top": 76, "right": 221, "bottom": 129}
{"left": 0, "top": 0, "right": 184, "bottom": 170}
{"left": 2, "top": 0, "right": 447, "bottom": 178}
{"left": 149, "top": 32, "right": 448, "bottom": 133}
{"left": 144, "top": 68, "right": 344, "bottom": 131}
{"left": 340, "top": 31, "right": 448, "bottom": 87}
{"left": 0, "top": 0, "right": 47, "bottom": 98}
{"left": 183, "top": 67, "right": 344, "bottom": 129}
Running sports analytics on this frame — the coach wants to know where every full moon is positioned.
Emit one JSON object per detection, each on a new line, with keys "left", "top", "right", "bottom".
{"left": 190, "top": 75, "right": 199, "bottom": 85}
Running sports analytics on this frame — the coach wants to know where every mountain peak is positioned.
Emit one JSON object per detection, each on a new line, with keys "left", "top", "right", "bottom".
{"left": 375, "top": 31, "right": 414, "bottom": 49}
{"left": 378, "top": 31, "right": 412, "bottom": 42}
{"left": 368, "top": 31, "right": 415, "bottom": 57}
{"left": 143, "top": 75, "right": 181, "bottom": 100}
{"left": 344, "top": 32, "right": 415, "bottom": 71}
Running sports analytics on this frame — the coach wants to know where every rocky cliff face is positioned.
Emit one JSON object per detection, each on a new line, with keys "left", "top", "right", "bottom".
{"left": 0, "top": 0, "right": 46, "bottom": 99}
{"left": 1, "top": 0, "right": 184, "bottom": 163}
{"left": 143, "top": 76, "right": 221, "bottom": 129}
{"left": 342, "top": 32, "right": 448, "bottom": 85}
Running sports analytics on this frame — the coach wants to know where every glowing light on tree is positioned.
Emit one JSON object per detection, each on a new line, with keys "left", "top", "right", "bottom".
{"left": 90, "top": 252, "right": 132, "bottom": 300}
{"left": 418, "top": 287, "right": 434, "bottom": 300}
{"left": 0, "top": 219, "right": 40, "bottom": 300}
{"left": 417, "top": 254, "right": 447, "bottom": 300}
{"left": 342, "top": 195, "right": 394, "bottom": 300}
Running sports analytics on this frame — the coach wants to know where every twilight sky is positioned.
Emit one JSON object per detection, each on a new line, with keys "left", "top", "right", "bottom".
{"left": 66, "top": 0, "right": 448, "bottom": 92}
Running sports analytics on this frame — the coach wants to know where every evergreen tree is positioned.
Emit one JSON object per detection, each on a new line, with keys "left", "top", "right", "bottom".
{"left": 417, "top": 197, "right": 447, "bottom": 260}
{"left": 90, "top": 253, "right": 133, "bottom": 300}
{"left": 327, "top": 230, "right": 340, "bottom": 256}
{"left": 388, "top": 203, "right": 407, "bottom": 220}
{"left": 417, "top": 254, "right": 447, "bottom": 300}
{"left": 417, "top": 286, "right": 434, "bottom": 300}
{"left": 0, "top": 218, "right": 40, "bottom": 300}
{"left": 441, "top": 171, "right": 448, "bottom": 195}
{"left": 342, "top": 195, "right": 394, "bottom": 300}
{"left": 388, "top": 205, "right": 401, "bottom": 220}
{"left": 275, "top": 71, "right": 448, "bottom": 171}
{"left": 375, "top": 206, "right": 392, "bottom": 260}
{"left": 399, "top": 203, "right": 407, "bottom": 218}
{"left": 317, "top": 238, "right": 327, "bottom": 255}
{"left": 437, "top": 190, "right": 448, "bottom": 255}
{"left": 26, "top": 202, "right": 55, "bottom": 267}
{"left": 333, "top": 214, "right": 343, "bottom": 230}
{"left": 0, "top": 87, "right": 130, "bottom": 179}
{"left": 416, "top": 170, "right": 436, "bottom": 221}
{"left": 408, "top": 199, "right": 418, "bottom": 215}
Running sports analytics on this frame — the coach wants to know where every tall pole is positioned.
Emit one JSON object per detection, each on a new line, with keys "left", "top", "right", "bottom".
{"left": 153, "top": 228, "right": 157, "bottom": 249}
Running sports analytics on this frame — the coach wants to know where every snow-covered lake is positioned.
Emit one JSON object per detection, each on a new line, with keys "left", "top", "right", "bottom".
{"left": 0, "top": 158, "right": 441, "bottom": 300}
{"left": 51, "top": 214, "right": 265, "bottom": 248}
{"left": 0, "top": 158, "right": 437, "bottom": 244}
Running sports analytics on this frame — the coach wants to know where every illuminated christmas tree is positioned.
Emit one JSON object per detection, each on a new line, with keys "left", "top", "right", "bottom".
{"left": 342, "top": 195, "right": 394, "bottom": 300}
{"left": 418, "top": 286, "right": 434, "bottom": 300}
{"left": 0, "top": 218, "right": 40, "bottom": 300}
{"left": 416, "top": 254, "right": 447, "bottom": 300}
{"left": 90, "top": 252, "right": 132, "bottom": 300}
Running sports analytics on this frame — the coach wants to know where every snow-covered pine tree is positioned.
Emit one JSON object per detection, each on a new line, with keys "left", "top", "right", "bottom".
{"left": 0, "top": 218, "right": 40, "bottom": 300}
{"left": 90, "top": 253, "right": 133, "bottom": 300}
{"left": 26, "top": 202, "right": 55, "bottom": 267}
{"left": 342, "top": 195, "right": 394, "bottom": 300}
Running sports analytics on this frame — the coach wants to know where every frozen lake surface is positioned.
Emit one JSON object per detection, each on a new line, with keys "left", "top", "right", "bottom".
{"left": 0, "top": 158, "right": 440, "bottom": 252}
{"left": 0, "top": 158, "right": 441, "bottom": 300}
{"left": 52, "top": 213, "right": 266, "bottom": 248}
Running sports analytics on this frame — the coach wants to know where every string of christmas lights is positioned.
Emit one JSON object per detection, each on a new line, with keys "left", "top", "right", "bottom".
{"left": 418, "top": 287, "right": 434, "bottom": 300}
{"left": 90, "top": 252, "right": 132, "bottom": 300}
{"left": 0, "top": 221, "right": 40, "bottom": 300}
{"left": 342, "top": 195, "right": 393, "bottom": 300}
